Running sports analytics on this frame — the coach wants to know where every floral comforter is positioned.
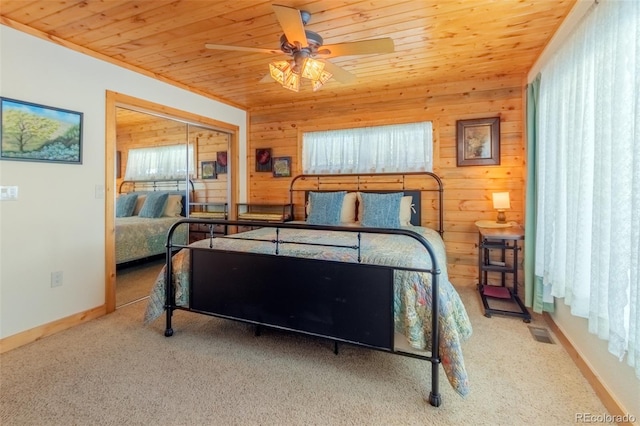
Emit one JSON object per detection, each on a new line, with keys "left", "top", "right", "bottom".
{"left": 115, "top": 216, "right": 187, "bottom": 264}
{"left": 144, "top": 226, "right": 472, "bottom": 396}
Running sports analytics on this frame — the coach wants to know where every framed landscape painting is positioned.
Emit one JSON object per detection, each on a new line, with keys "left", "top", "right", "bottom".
{"left": 201, "top": 161, "right": 217, "bottom": 179}
{"left": 0, "top": 97, "right": 83, "bottom": 164}
{"left": 456, "top": 117, "right": 500, "bottom": 166}
{"left": 272, "top": 156, "right": 292, "bottom": 177}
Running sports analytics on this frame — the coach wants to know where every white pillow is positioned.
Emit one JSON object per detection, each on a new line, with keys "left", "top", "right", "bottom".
{"left": 133, "top": 194, "right": 146, "bottom": 216}
{"left": 306, "top": 191, "right": 357, "bottom": 224}
{"left": 133, "top": 194, "right": 182, "bottom": 217}
{"left": 340, "top": 192, "right": 358, "bottom": 223}
{"left": 357, "top": 192, "right": 414, "bottom": 226}
{"left": 133, "top": 193, "right": 182, "bottom": 217}
{"left": 399, "top": 196, "right": 414, "bottom": 226}
{"left": 163, "top": 194, "right": 183, "bottom": 217}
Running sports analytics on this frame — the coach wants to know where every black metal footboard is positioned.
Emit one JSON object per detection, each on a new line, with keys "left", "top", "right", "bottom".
{"left": 162, "top": 219, "right": 442, "bottom": 407}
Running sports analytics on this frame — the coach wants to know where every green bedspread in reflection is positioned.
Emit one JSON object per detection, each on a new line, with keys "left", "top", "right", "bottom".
{"left": 144, "top": 226, "right": 472, "bottom": 397}
{"left": 115, "top": 216, "right": 187, "bottom": 264}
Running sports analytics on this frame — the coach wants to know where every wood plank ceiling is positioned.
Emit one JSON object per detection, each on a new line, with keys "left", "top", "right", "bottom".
{"left": 0, "top": 0, "right": 576, "bottom": 111}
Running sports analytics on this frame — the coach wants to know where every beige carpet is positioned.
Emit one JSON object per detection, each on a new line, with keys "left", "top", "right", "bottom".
{"left": 1, "top": 278, "right": 608, "bottom": 426}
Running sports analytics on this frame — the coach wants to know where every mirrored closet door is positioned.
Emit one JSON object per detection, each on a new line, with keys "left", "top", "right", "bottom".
{"left": 114, "top": 108, "right": 231, "bottom": 308}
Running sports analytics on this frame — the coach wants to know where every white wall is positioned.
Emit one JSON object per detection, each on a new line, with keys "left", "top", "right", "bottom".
{"left": 527, "top": 0, "right": 639, "bottom": 418}
{"left": 554, "top": 304, "right": 639, "bottom": 418}
{"left": 0, "top": 25, "right": 247, "bottom": 339}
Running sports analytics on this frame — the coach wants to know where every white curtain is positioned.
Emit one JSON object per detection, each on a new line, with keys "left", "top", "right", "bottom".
{"left": 302, "top": 122, "right": 433, "bottom": 174}
{"left": 536, "top": 0, "right": 639, "bottom": 377}
{"left": 124, "top": 144, "right": 194, "bottom": 181}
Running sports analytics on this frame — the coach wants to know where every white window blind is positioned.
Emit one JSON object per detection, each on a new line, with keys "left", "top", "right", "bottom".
{"left": 302, "top": 122, "right": 433, "bottom": 174}
{"left": 123, "top": 144, "right": 194, "bottom": 181}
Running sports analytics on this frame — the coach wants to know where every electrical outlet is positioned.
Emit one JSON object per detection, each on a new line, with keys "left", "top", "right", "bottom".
{"left": 51, "top": 271, "right": 63, "bottom": 288}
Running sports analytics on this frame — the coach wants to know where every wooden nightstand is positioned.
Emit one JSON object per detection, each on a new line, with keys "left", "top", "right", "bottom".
{"left": 188, "top": 202, "right": 228, "bottom": 243}
{"left": 236, "top": 203, "right": 293, "bottom": 232}
{"left": 476, "top": 222, "right": 531, "bottom": 322}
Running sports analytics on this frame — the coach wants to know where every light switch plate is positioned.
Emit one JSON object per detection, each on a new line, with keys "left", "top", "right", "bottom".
{"left": 0, "top": 186, "right": 18, "bottom": 201}
{"left": 95, "top": 184, "right": 104, "bottom": 199}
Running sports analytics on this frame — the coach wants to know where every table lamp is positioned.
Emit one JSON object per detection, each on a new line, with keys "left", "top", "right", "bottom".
{"left": 492, "top": 192, "right": 510, "bottom": 224}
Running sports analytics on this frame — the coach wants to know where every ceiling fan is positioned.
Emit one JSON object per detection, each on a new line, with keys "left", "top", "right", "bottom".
{"left": 205, "top": 4, "right": 395, "bottom": 92}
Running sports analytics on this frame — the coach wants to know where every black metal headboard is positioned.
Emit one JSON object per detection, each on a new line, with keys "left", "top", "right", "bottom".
{"left": 289, "top": 172, "right": 444, "bottom": 236}
{"left": 118, "top": 179, "right": 195, "bottom": 217}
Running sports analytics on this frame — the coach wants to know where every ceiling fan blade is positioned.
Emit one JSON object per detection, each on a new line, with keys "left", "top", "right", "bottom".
{"left": 322, "top": 61, "right": 356, "bottom": 84}
{"left": 320, "top": 38, "right": 395, "bottom": 58}
{"left": 205, "top": 44, "right": 281, "bottom": 55}
{"left": 272, "top": 4, "right": 308, "bottom": 47}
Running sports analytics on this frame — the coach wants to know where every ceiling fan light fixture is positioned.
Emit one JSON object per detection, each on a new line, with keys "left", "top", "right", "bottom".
{"left": 311, "top": 70, "right": 333, "bottom": 92}
{"left": 283, "top": 70, "right": 301, "bottom": 92}
{"left": 269, "top": 60, "right": 292, "bottom": 85}
{"left": 310, "top": 79, "right": 324, "bottom": 92}
{"left": 301, "top": 58, "right": 325, "bottom": 80}
{"left": 207, "top": 5, "right": 393, "bottom": 93}
{"left": 269, "top": 56, "right": 332, "bottom": 92}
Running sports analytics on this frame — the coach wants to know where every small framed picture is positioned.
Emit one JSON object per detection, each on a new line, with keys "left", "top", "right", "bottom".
{"left": 456, "top": 117, "right": 500, "bottom": 166}
{"left": 216, "top": 151, "right": 227, "bottom": 174}
{"left": 201, "top": 161, "right": 217, "bottom": 179}
{"left": 272, "top": 156, "right": 292, "bottom": 177}
{"left": 255, "top": 148, "right": 272, "bottom": 172}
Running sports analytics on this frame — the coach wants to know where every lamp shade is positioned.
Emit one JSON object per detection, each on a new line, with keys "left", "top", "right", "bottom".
{"left": 269, "top": 61, "right": 292, "bottom": 85}
{"left": 311, "top": 70, "right": 333, "bottom": 92}
{"left": 492, "top": 192, "right": 511, "bottom": 210}
{"left": 301, "top": 58, "right": 325, "bottom": 80}
{"left": 282, "top": 71, "right": 300, "bottom": 92}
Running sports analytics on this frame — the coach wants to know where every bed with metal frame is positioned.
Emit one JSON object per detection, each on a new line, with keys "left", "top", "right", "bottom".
{"left": 145, "top": 172, "right": 471, "bottom": 407}
{"left": 116, "top": 179, "right": 193, "bottom": 265}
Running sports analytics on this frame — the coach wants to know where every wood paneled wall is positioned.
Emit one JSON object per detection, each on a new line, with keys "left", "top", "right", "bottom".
{"left": 116, "top": 112, "right": 229, "bottom": 205}
{"left": 188, "top": 126, "right": 229, "bottom": 204}
{"left": 248, "top": 74, "right": 526, "bottom": 287}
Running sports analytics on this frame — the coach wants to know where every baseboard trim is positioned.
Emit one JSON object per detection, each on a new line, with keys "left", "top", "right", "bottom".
{"left": 0, "top": 305, "right": 106, "bottom": 354}
{"left": 543, "top": 313, "right": 636, "bottom": 425}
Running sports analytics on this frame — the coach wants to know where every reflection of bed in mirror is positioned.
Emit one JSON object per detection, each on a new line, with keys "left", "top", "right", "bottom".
{"left": 145, "top": 172, "right": 473, "bottom": 407}
{"left": 115, "top": 179, "right": 191, "bottom": 265}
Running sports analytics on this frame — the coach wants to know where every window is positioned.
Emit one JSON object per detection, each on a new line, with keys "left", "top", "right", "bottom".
{"left": 534, "top": 0, "right": 639, "bottom": 377}
{"left": 302, "top": 122, "right": 433, "bottom": 174}
{"left": 123, "top": 144, "right": 194, "bottom": 181}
